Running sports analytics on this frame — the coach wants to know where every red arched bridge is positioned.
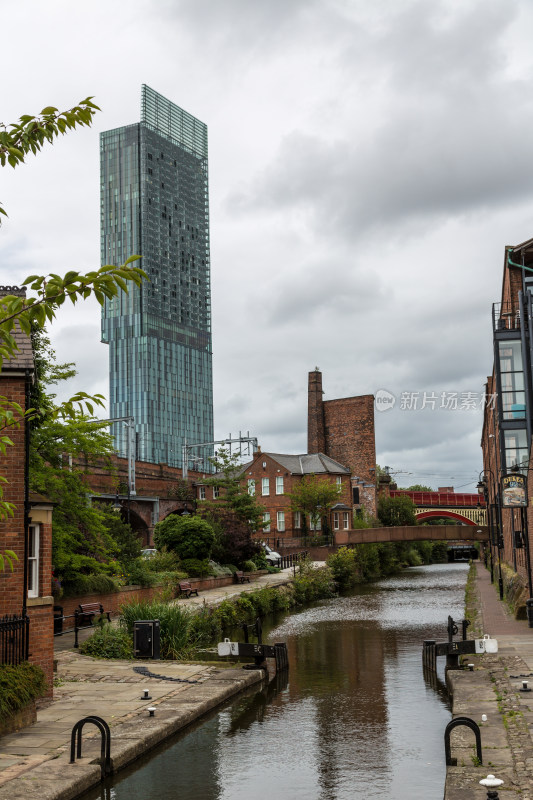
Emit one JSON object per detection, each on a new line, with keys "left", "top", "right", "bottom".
{"left": 390, "top": 490, "right": 486, "bottom": 527}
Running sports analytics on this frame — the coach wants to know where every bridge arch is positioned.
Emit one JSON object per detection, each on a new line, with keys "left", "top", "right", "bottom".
{"left": 416, "top": 510, "right": 478, "bottom": 527}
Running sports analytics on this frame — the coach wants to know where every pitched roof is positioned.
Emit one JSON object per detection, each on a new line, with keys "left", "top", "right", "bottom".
{"left": 262, "top": 452, "right": 350, "bottom": 475}
{"left": 0, "top": 287, "right": 34, "bottom": 371}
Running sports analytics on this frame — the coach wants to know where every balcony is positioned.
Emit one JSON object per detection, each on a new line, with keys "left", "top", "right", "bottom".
{"left": 492, "top": 302, "right": 521, "bottom": 333}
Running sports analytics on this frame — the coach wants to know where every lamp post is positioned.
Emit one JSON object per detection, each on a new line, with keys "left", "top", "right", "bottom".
{"left": 478, "top": 469, "right": 504, "bottom": 600}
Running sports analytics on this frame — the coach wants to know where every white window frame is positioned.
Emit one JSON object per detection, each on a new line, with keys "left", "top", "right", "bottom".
{"left": 248, "top": 479, "right": 256, "bottom": 496}
{"left": 275, "top": 476, "right": 284, "bottom": 495}
{"left": 262, "top": 478, "right": 270, "bottom": 496}
{"left": 263, "top": 512, "right": 270, "bottom": 532}
{"left": 213, "top": 486, "right": 220, "bottom": 499}
{"left": 28, "top": 524, "right": 39, "bottom": 598}
{"left": 309, "top": 515, "right": 321, "bottom": 531}
{"left": 277, "top": 511, "right": 285, "bottom": 532}
{"left": 333, "top": 512, "right": 339, "bottom": 530}
{"left": 294, "top": 511, "right": 301, "bottom": 529}
{"left": 198, "top": 486, "right": 206, "bottom": 501}
{"left": 343, "top": 511, "right": 350, "bottom": 530}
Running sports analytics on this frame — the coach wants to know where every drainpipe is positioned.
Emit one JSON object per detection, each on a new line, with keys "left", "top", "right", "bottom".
{"left": 22, "top": 369, "right": 31, "bottom": 620}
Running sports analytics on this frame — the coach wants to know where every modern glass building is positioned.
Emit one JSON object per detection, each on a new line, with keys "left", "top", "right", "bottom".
{"left": 101, "top": 85, "right": 213, "bottom": 469}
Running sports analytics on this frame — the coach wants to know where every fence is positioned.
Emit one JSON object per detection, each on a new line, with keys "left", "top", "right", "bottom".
{"left": 0, "top": 614, "right": 29, "bottom": 665}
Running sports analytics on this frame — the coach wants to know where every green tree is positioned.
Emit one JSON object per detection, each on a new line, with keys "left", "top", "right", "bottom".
{"left": 404, "top": 484, "right": 433, "bottom": 492}
{"left": 287, "top": 474, "right": 341, "bottom": 532}
{"left": 377, "top": 495, "right": 417, "bottom": 527}
{"left": 0, "top": 97, "right": 145, "bottom": 542}
{"left": 153, "top": 515, "right": 216, "bottom": 561}
{"left": 200, "top": 449, "right": 266, "bottom": 530}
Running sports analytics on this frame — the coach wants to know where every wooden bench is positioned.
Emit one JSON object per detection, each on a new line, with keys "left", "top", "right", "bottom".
{"left": 235, "top": 571, "right": 250, "bottom": 584}
{"left": 178, "top": 581, "right": 199, "bottom": 598}
{"left": 77, "top": 602, "right": 111, "bottom": 627}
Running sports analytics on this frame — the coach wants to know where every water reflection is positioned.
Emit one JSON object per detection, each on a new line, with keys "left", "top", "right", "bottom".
{"left": 82, "top": 563, "right": 468, "bottom": 800}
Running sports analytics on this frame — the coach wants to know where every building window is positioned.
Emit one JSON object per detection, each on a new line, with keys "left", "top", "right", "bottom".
{"left": 198, "top": 486, "right": 206, "bottom": 501}
{"left": 28, "top": 524, "right": 39, "bottom": 598}
{"left": 333, "top": 512, "right": 339, "bottom": 530}
{"left": 213, "top": 486, "right": 220, "bottom": 499}
{"left": 294, "top": 511, "right": 301, "bottom": 529}
{"left": 343, "top": 512, "right": 350, "bottom": 530}
{"left": 262, "top": 478, "right": 269, "bottom": 496}
{"left": 277, "top": 511, "right": 285, "bottom": 532}
{"left": 263, "top": 512, "right": 270, "bottom": 532}
{"left": 504, "top": 429, "right": 528, "bottom": 470}
{"left": 352, "top": 487, "right": 360, "bottom": 504}
{"left": 309, "top": 515, "right": 321, "bottom": 531}
{"left": 248, "top": 479, "right": 255, "bottom": 496}
{"left": 336, "top": 477, "right": 342, "bottom": 489}
{"left": 276, "top": 476, "right": 284, "bottom": 495}
{"left": 498, "top": 341, "right": 526, "bottom": 419}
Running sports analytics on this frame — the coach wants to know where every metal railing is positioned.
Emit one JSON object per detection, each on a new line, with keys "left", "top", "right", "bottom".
{"left": 53, "top": 609, "right": 97, "bottom": 649}
{"left": 277, "top": 551, "right": 309, "bottom": 569}
{"left": 0, "top": 614, "right": 29, "bottom": 665}
{"left": 493, "top": 301, "right": 521, "bottom": 332}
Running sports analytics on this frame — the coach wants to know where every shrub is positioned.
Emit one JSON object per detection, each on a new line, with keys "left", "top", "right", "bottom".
{"left": 327, "top": 547, "right": 358, "bottom": 591}
{"left": 61, "top": 573, "right": 120, "bottom": 597}
{"left": 209, "top": 561, "right": 233, "bottom": 577}
{"left": 154, "top": 515, "right": 215, "bottom": 560}
{"left": 213, "top": 599, "right": 238, "bottom": 629}
{"left": 0, "top": 662, "right": 47, "bottom": 718}
{"left": 242, "top": 560, "right": 257, "bottom": 572}
{"left": 233, "top": 594, "right": 256, "bottom": 622}
{"left": 120, "top": 599, "right": 196, "bottom": 659}
{"left": 125, "top": 559, "right": 158, "bottom": 587}
{"left": 145, "top": 549, "right": 182, "bottom": 573}
{"left": 181, "top": 558, "right": 213, "bottom": 577}
{"left": 80, "top": 626, "right": 133, "bottom": 659}
{"left": 187, "top": 607, "right": 221, "bottom": 645}
{"left": 292, "top": 560, "right": 335, "bottom": 604}
{"left": 431, "top": 541, "right": 448, "bottom": 562}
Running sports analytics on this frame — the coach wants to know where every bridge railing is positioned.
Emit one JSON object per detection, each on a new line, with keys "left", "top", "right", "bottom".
{"left": 390, "top": 490, "right": 485, "bottom": 508}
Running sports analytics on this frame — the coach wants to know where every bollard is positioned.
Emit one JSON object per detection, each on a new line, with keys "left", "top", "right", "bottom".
{"left": 479, "top": 774, "right": 503, "bottom": 799}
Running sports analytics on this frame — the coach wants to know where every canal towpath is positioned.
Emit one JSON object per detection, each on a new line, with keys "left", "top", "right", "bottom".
{"left": 0, "top": 567, "right": 295, "bottom": 799}
{"left": 445, "top": 563, "right": 533, "bottom": 800}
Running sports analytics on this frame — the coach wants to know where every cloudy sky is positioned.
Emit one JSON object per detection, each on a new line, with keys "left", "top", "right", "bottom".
{"left": 3, "top": 0, "right": 533, "bottom": 490}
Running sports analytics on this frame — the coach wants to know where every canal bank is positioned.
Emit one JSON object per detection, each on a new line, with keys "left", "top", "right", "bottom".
{"left": 0, "top": 568, "right": 296, "bottom": 800}
{"left": 444, "top": 563, "right": 533, "bottom": 800}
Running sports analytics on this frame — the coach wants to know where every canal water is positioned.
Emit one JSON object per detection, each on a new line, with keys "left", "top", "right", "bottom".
{"left": 82, "top": 562, "right": 468, "bottom": 800}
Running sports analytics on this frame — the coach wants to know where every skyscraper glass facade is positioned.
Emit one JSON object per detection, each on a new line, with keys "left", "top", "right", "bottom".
{"left": 101, "top": 85, "right": 213, "bottom": 468}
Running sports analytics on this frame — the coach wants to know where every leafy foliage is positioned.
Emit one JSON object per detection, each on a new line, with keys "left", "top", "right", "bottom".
{"left": 377, "top": 495, "right": 417, "bottom": 527}
{"left": 0, "top": 549, "right": 18, "bottom": 572}
{"left": 0, "top": 662, "right": 47, "bottom": 718}
{"left": 154, "top": 514, "right": 215, "bottom": 561}
{"left": 120, "top": 600, "right": 198, "bottom": 660}
{"left": 0, "top": 96, "right": 146, "bottom": 524}
{"left": 80, "top": 626, "right": 134, "bottom": 660}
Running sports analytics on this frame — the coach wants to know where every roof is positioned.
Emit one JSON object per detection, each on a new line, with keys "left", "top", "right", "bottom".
{"left": 0, "top": 287, "right": 34, "bottom": 371}
{"left": 261, "top": 452, "right": 350, "bottom": 475}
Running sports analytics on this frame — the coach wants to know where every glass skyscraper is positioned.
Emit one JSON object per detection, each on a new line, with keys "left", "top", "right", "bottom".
{"left": 101, "top": 85, "right": 213, "bottom": 469}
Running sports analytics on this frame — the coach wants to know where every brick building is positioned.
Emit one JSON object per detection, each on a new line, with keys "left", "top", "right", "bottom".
{"left": 481, "top": 238, "right": 533, "bottom": 614}
{"left": 0, "top": 297, "right": 54, "bottom": 692}
{"left": 308, "top": 370, "right": 376, "bottom": 515}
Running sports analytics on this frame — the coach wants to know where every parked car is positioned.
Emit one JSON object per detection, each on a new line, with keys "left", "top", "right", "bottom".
{"left": 262, "top": 544, "right": 281, "bottom": 566}
{"left": 141, "top": 548, "right": 157, "bottom": 559}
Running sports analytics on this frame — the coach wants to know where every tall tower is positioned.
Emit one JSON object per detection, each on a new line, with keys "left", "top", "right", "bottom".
{"left": 101, "top": 85, "right": 213, "bottom": 468}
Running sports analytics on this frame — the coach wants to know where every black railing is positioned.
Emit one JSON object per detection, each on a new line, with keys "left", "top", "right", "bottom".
{"left": 0, "top": 614, "right": 29, "bottom": 665}
{"left": 277, "top": 551, "right": 309, "bottom": 569}
{"left": 492, "top": 301, "right": 521, "bottom": 332}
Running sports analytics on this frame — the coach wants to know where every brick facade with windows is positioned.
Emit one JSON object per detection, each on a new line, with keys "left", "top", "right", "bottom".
{"left": 0, "top": 308, "right": 54, "bottom": 694}
{"left": 198, "top": 450, "right": 354, "bottom": 545}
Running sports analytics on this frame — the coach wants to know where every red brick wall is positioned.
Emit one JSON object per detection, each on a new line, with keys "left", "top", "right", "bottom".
{"left": 308, "top": 370, "right": 326, "bottom": 454}
{"left": 323, "top": 394, "right": 376, "bottom": 483}
{"left": 0, "top": 374, "right": 54, "bottom": 695}
{"left": 0, "top": 376, "right": 26, "bottom": 618}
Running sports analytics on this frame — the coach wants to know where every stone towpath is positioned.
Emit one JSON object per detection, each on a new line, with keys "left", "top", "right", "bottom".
{"left": 445, "top": 563, "right": 533, "bottom": 800}
{"left": 0, "top": 567, "right": 294, "bottom": 800}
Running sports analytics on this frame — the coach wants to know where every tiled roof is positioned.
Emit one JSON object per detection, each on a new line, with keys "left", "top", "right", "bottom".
{"left": 0, "top": 287, "right": 34, "bottom": 371}
{"left": 263, "top": 453, "right": 350, "bottom": 475}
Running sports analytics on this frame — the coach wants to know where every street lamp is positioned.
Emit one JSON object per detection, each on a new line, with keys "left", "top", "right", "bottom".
{"left": 478, "top": 469, "right": 504, "bottom": 600}
{"left": 112, "top": 494, "right": 122, "bottom": 514}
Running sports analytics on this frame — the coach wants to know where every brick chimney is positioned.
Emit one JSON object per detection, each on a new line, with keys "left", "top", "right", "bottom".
{"left": 308, "top": 369, "right": 326, "bottom": 454}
